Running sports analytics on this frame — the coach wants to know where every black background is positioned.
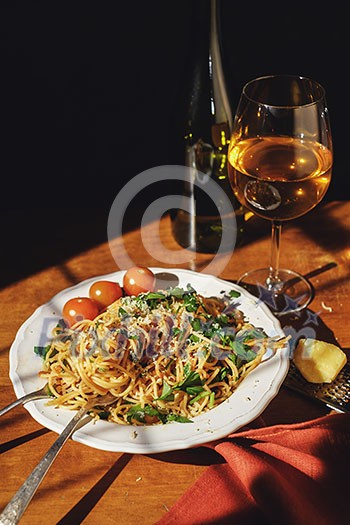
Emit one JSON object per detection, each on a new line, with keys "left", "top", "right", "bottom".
{"left": 1, "top": 1, "right": 349, "bottom": 285}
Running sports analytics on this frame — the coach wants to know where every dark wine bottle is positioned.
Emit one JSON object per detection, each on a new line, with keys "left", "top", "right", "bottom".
{"left": 171, "top": 0, "right": 245, "bottom": 254}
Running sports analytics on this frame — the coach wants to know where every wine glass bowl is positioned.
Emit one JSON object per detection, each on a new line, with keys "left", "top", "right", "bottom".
{"left": 227, "top": 75, "right": 333, "bottom": 315}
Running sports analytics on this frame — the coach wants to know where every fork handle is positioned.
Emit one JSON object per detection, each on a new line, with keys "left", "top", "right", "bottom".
{"left": 0, "top": 405, "right": 90, "bottom": 525}
{"left": 0, "top": 391, "right": 50, "bottom": 417}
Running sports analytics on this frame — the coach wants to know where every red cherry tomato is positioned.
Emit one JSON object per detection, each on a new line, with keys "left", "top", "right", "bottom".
{"left": 89, "top": 280, "right": 123, "bottom": 310}
{"left": 123, "top": 266, "right": 156, "bottom": 296}
{"left": 62, "top": 297, "right": 100, "bottom": 327}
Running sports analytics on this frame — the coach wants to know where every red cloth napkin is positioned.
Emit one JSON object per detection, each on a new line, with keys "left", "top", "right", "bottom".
{"left": 156, "top": 413, "right": 350, "bottom": 525}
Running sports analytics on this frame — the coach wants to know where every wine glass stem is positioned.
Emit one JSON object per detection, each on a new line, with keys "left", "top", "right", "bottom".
{"left": 267, "top": 220, "right": 282, "bottom": 290}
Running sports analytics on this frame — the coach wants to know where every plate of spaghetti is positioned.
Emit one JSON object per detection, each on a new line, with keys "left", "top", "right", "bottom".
{"left": 9, "top": 268, "right": 290, "bottom": 453}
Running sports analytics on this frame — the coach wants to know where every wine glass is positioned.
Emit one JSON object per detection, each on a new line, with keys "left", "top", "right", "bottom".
{"left": 227, "top": 74, "right": 333, "bottom": 315}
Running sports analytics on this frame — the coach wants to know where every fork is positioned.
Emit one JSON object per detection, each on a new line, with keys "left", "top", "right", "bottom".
{"left": 0, "top": 393, "right": 116, "bottom": 525}
{"left": 0, "top": 383, "right": 52, "bottom": 417}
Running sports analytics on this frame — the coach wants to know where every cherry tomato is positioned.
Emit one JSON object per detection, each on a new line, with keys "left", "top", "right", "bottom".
{"left": 62, "top": 297, "right": 100, "bottom": 327}
{"left": 123, "top": 266, "right": 156, "bottom": 296}
{"left": 89, "top": 280, "right": 123, "bottom": 310}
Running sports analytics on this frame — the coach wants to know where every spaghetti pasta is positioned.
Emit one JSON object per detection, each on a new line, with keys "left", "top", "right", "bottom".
{"left": 36, "top": 285, "right": 288, "bottom": 425}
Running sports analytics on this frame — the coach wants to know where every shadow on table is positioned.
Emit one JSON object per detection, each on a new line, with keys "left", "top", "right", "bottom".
{"left": 56, "top": 454, "right": 133, "bottom": 525}
{"left": 1, "top": 198, "right": 348, "bottom": 290}
{"left": 1, "top": 188, "right": 170, "bottom": 289}
{"left": 0, "top": 426, "right": 50, "bottom": 454}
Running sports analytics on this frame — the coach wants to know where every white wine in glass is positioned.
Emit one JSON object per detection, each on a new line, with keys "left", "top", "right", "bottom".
{"left": 227, "top": 75, "right": 333, "bottom": 315}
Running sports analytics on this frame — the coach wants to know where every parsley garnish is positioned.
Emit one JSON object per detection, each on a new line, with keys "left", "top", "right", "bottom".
{"left": 126, "top": 404, "right": 193, "bottom": 424}
{"left": 34, "top": 344, "right": 51, "bottom": 358}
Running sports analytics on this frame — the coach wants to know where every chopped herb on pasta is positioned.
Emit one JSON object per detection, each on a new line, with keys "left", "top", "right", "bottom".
{"left": 36, "top": 285, "right": 288, "bottom": 425}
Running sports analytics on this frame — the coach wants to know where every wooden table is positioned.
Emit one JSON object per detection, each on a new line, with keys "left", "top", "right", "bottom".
{"left": 1, "top": 200, "right": 349, "bottom": 524}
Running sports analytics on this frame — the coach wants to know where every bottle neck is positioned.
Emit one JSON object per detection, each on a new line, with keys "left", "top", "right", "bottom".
{"left": 186, "top": 0, "right": 231, "bottom": 139}
{"left": 210, "top": 0, "right": 232, "bottom": 131}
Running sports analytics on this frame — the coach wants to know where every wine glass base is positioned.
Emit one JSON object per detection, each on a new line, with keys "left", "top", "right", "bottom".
{"left": 236, "top": 268, "right": 314, "bottom": 317}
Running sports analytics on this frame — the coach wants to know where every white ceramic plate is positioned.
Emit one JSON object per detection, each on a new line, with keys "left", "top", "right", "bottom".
{"left": 9, "top": 268, "right": 290, "bottom": 454}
